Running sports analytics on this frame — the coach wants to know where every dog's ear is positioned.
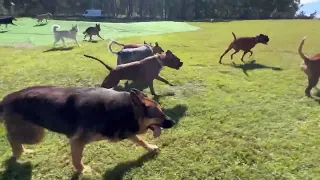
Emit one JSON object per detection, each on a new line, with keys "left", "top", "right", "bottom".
{"left": 130, "top": 89, "right": 147, "bottom": 109}
{"left": 155, "top": 42, "right": 159, "bottom": 47}
{"left": 144, "top": 41, "right": 147, "bottom": 44}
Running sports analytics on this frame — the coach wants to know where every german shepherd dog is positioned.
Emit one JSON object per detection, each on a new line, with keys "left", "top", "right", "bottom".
{"left": 298, "top": 37, "right": 320, "bottom": 97}
{"left": 0, "top": 86, "right": 175, "bottom": 173}
{"left": 83, "top": 24, "right": 104, "bottom": 41}
{"left": 36, "top": 12, "right": 52, "bottom": 23}
{"left": 52, "top": 24, "right": 80, "bottom": 47}
{"left": 0, "top": 16, "right": 17, "bottom": 29}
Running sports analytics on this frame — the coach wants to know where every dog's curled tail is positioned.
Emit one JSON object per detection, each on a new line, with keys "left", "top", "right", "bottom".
{"left": 83, "top": 54, "right": 114, "bottom": 71}
{"left": 232, "top": 32, "right": 236, "bottom": 40}
{"left": 108, "top": 40, "right": 119, "bottom": 54}
{"left": 52, "top": 24, "right": 60, "bottom": 33}
{"left": 298, "top": 36, "right": 310, "bottom": 65}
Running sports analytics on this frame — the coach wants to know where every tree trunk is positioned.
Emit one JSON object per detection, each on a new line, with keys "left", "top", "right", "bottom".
{"left": 140, "top": 0, "right": 144, "bottom": 18}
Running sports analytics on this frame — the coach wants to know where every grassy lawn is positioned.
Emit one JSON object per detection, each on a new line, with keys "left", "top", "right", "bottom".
{"left": 0, "top": 18, "right": 199, "bottom": 46}
{"left": 0, "top": 19, "right": 320, "bottom": 179}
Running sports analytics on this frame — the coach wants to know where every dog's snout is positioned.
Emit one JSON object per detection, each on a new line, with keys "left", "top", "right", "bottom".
{"left": 179, "top": 62, "right": 183, "bottom": 67}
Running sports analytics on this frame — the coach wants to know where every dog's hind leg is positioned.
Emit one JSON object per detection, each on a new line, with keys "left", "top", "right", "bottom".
{"left": 101, "top": 75, "right": 120, "bottom": 89}
{"left": 61, "top": 38, "right": 67, "bottom": 47}
{"left": 305, "top": 76, "right": 319, "bottom": 97}
{"left": 219, "top": 46, "right": 232, "bottom": 64}
{"left": 4, "top": 114, "right": 45, "bottom": 159}
{"left": 230, "top": 49, "right": 239, "bottom": 60}
{"left": 241, "top": 51, "right": 248, "bottom": 62}
{"left": 249, "top": 50, "right": 253, "bottom": 57}
{"left": 89, "top": 35, "right": 92, "bottom": 42}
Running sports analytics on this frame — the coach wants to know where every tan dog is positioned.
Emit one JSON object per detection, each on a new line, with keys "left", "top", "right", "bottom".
{"left": 84, "top": 50, "right": 183, "bottom": 95}
{"left": 219, "top": 32, "right": 269, "bottom": 64}
{"left": 298, "top": 37, "right": 320, "bottom": 97}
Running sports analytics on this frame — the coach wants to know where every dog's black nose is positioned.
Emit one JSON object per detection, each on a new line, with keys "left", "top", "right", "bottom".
{"left": 179, "top": 62, "right": 183, "bottom": 67}
{"left": 162, "top": 119, "right": 175, "bottom": 129}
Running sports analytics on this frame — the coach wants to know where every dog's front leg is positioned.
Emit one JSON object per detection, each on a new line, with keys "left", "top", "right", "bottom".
{"left": 129, "top": 135, "right": 159, "bottom": 151}
{"left": 155, "top": 76, "right": 174, "bottom": 86}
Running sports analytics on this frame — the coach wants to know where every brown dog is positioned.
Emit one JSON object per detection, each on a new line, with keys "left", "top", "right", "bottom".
{"left": 84, "top": 50, "right": 183, "bottom": 95}
{"left": 219, "top": 32, "right": 269, "bottom": 64}
{"left": 0, "top": 87, "right": 176, "bottom": 174}
{"left": 298, "top": 37, "right": 320, "bottom": 97}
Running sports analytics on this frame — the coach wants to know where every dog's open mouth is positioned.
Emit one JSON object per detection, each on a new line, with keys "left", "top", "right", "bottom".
{"left": 148, "top": 124, "right": 162, "bottom": 138}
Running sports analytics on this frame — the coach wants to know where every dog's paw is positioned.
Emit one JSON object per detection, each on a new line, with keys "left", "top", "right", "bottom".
{"left": 23, "top": 148, "right": 34, "bottom": 154}
{"left": 146, "top": 144, "right": 159, "bottom": 152}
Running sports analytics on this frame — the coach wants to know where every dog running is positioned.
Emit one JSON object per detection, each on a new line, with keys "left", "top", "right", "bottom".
{"left": 0, "top": 16, "right": 17, "bottom": 29}
{"left": 83, "top": 24, "right": 104, "bottom": 41}
{"left": 0, "top": 86, "right": 175, "bottom": 173}
{"left": 52, "top": 24, "right": 80, "bottom": 47}
{"left": 298, "top": 37, "right": 320, "bottom": 97}
{"left": 36, "top": 12, "right": 52, "bottom": 23}
{"left": 84, "top": 50, "right": 183, "bottom": 95}
{"left": 108, "top": 40, "right": 164, "bottom": 65}
{"left": 219, "top": 32, "right": 269, "bottom": 64}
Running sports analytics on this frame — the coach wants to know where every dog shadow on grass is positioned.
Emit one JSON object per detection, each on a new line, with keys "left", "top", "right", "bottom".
{"left": 43, "top": 47, "right": 74, "bottom": 53}
{"left": 0, "top": 157, "right": 32, "bottom": 180}
{"left": 33, "top": 22, "right": 48, "bottom": 27}
{"left": 83, "top": 40, "right": 99, "bottom": 43}
{"left": 227, "top": 60, "right": 283, "bottom": 76}
{"left": 0, "top": 30, "right": 8, "bottom": 33}
{"left": 102, "top": 151, "right": 158, "bottom": 180}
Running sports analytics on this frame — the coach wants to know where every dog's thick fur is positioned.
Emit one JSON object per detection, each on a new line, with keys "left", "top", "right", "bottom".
{"left": 298, "top": 37, "right": 320, "bottom": 97}
{"left": 52, "top": 24, "right": 80, "bottom": 47}
{"left": 0, "top": 86, "right": 175, "bottom": 173}
{"left": 36, "top": 12, "right": 52, "bottom": 23}
{"left": 84, "top": 50, "right": 183, "bottom": 95}
{"left": 219, "top": 32, "right": 269, "bottom": 64}
{"left": 0, "top": 16, "right": 17, "bottom": 28}
{"left": 108, "top": 40, "right": 165, "bottom": 65}
{"left": 83, "top": 24, "right": 104, "bottom": 41}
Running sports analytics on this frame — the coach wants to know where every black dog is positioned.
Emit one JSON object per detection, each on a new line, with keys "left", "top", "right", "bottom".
{"left": 0, "top": 16, "right": 17, "bottom": 28}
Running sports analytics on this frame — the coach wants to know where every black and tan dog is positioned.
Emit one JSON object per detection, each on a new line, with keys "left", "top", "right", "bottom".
{"left": 0, "top": 86, "right": 175, "bottom": 173}
{"left": 219, "top": 32, "right": 269, "bottom": 64}
{"left": 298, "top": 37, "right": 320, "bottom": 97}
{"left": 83, "top": 24, "right": 104, "bottom": 41}
{"left": 0, "top": 16, "right": 17, "bottom": 29}
{"left": 84, "top": 50, "right": 183, "bottom": 95}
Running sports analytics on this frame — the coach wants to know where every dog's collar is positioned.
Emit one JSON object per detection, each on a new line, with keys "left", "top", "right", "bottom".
{"left": 156, "top": 55, "right": 164, "bottom": 67}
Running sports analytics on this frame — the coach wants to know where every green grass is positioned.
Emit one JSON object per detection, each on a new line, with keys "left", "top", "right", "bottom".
{"left": 0, "top": 18, "right": 199, "bottom": 46}
{"left": 1, "top": 19, "right": 320, "bottom": 180}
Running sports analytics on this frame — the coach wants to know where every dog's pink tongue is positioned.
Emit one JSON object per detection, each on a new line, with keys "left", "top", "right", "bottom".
{"left": 151, "top": 125, "right": 162, "bottom": 138}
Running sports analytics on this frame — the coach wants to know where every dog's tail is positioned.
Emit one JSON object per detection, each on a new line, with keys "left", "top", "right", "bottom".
{"left": 298, "top": 36, "right": 310, "bottom": 65}
{"left": 52, "top": 24, "right": 60, "bottom": 33}
{"left": 232, "top": 32, "right": 236, "bottom": 40}
{"left": 108, "top": 40, "right": 119, "bottom": 54}
{"left": 83, "top": 54, "right": 114, "bottom": 71}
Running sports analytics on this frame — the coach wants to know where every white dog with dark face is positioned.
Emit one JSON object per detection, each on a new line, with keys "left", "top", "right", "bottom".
{"left": 52, "top": 24, "right": 80, "bottom": 47}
